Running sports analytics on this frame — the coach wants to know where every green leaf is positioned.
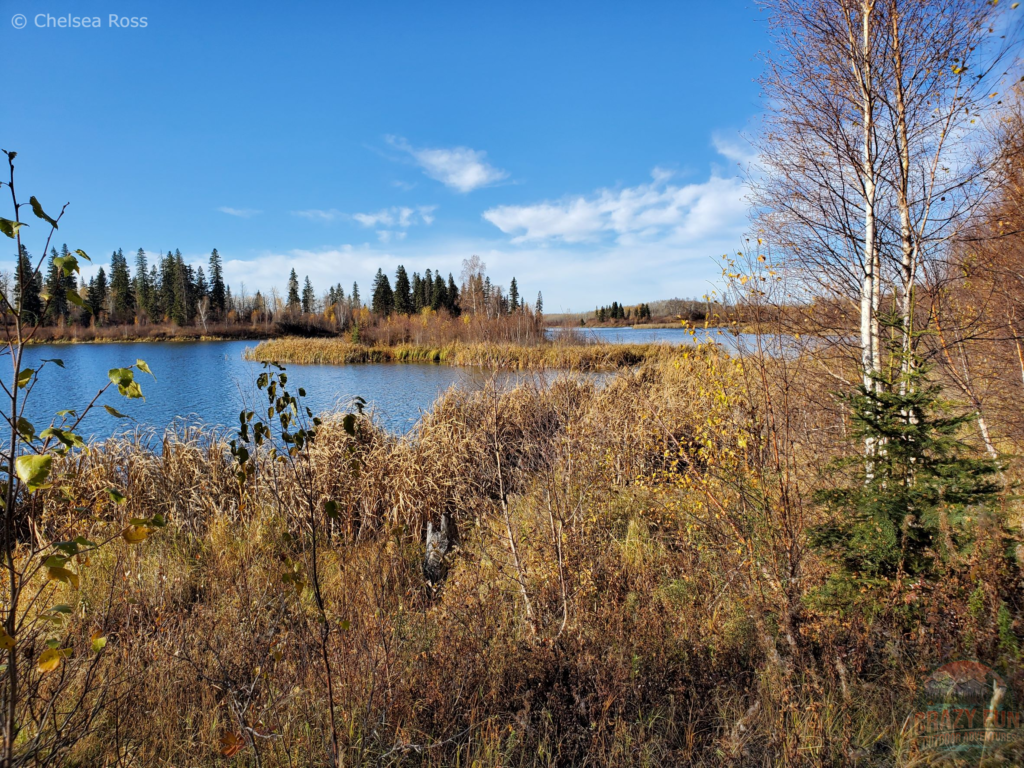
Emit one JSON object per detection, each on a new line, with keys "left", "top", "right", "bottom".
{"left": 15, "top": 454, "right": 51, "bottom": 491}
{"left": 105, "top": 488, "right": 126, "bottom": 505}
{"left": 67, "top": 289, "right": 87, "bottom": 310}
{"left": 53, "top": 254, "right": 79, "bottom": 276}
{"left": 16, "top": 368, "right": 33, "bottom": 389}
{"left": 41, "top": 358, "right": 64, "bottom": 368}
{"left": 135, "top": 359, "right": 155, "bottom": 379}
{"left": 16, "top": 418, "right": 35, "bottom": 443}
{"left": 342, "top": 414, "right": 357, "bottom": 436}
{"left": 28, "top": 196, "right": 58, "bottom": 229}
{"left": 324, "top": 500, "right": 339, "bottom": 519}
{"left": 109, "top": 368, "right": 143, "bottom": 399}
{"left": 74, "top": 249, "right": 90, "bottom": 262}
{"left": 103, "top": 405, "right": 129, "bottom": 419}
{"left": 0, "top": 218, "right": 25, "bottom": 239}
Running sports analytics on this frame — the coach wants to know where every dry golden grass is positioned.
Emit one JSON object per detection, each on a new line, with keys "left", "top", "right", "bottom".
{"left": 245, "top": 337, "right": 691, "bottom": 370}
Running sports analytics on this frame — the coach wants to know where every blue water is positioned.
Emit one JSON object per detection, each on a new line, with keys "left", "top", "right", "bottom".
{"left": 2, "top": 341, "right": 551, "bottom": 442}
{"left": 546, "top": 325, "right": 759, "bottom": 351}
{"left": 2, "top": 328, "right": 760, "bottom": 443}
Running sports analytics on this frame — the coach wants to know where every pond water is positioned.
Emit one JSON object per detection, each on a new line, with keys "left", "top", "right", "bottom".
{"left": 3, "top": 341, "right": 560, "bottom": 442}
{"left": 3, "top": 328, "right": 748, "bottom": 442}
{"left": 546, "top": 325, "right": 759, "bottom": 352}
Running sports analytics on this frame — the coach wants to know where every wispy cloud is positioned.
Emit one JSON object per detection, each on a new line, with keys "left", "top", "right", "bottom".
{"left": 711, "top": 132, "right": 757, "bottom": 166}
{"left": 292, "top": 209, "right": 345, "bottom": 223}
{"left": 351, "top": 205, "right": 437, "bottom": 229}
{"left": 482, "top": 166, "right": 747, "bottom": 246}
{"left": 218, "top": 207, "right": 261, "bottom": 218}
{"left": 385, "top": 135, "right": 508, "bottom": 193}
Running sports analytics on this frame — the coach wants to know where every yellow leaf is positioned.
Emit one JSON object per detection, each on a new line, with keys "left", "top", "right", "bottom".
{"left": 37, "top": 648, "right": 67, "bottom": 674}
{"left": 0, "top": 628, "right": 14, "bottom": 651}
{"left": 47, "top": 566, "right": 79, "bottom": 590}
{"left": 90, "top": 631, "right": 107, "bottom": 653}
{"left": 122, "top": 525, "right": 152, "bottom": 544}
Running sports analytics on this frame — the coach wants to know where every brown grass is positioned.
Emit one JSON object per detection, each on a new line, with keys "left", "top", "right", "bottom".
{"left": 245, "top": 337, "right": 694, "bottom": 370}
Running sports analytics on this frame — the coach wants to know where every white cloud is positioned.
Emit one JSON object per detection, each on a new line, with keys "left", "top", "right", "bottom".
{"left": 711, "top": 132, "right": 757, "bottom": 166}
{"left": 218, "top": 207, "right": 261, "bottom": 218}
{"left": 350, "top": 206, "right": 437, "bottom": 243}
{"left": 386, "top": 135, "right": 508, "bottom": 193}
{"left": 292, "top": 209, "right": 345, "bottom": 223}
{"left": 482, "top": 167, "right": 747, "bottom": 246}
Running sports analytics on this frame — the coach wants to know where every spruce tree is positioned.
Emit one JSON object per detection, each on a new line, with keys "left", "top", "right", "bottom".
{"left": 149, "top": 264, "right": 162, "bottom": 319}
{"left": 446, "top": 274, "right": 460, "bottom": 316}
{"left": 87, "top": 267, "right": 108, "bottom": 320}
{"left": 536, "top": 291, "right": 543, "bottom": 315}
{"left": 134, "top": 248, "right": 151, "bottom": 319}
{"left": 15, "top": 245, "right": 43, "bottom": 326}
{"left": 351, "top": 282, "right": 360, "bottom": 309}
{"left": 287, "top": 269, "right": 301, "bottom": 312}
{"left": 509, "top": 277, "right": 519, "bottom": 311}
{"left": 44, "top": 248, "right": 68, "bottom": 325}
{"left": 371, "top": 269, "right": 394, "bottom": 316}
{"left": 423, "top": 269, "right": 433, "bottom": 309}
{"left": 430, "top": 272, "right": 447, "bottom": 311}
{"left": 812, "top": 344, "right": 1002, "bottom": 604}
{"left": 172, "top": 251, "right": 189, "bottom": 325}
{"left": 209, "top": 248, "right": 226, "bottom": 319}
{"left": 195, "top": 266, "right": 209, "bottom": 301}
{"left": 393, "top": 265, "right": 412, "bottom": 315}
{"left": 411, "top": 273, "right": 423, "bottom": 312}
{"left": 302, "top": 276, "right": 316, "bottom": 314}
{"left": 159, "top": 252, "right": 177, "bottom": 322}
{"left": 109, "top": 248, "right": 135, "bottom": 323}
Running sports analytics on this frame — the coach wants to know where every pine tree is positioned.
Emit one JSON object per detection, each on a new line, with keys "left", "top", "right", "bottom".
{"left": 446, "top": 274, "right": 460, "bottom": 316}
{"left": 371, "top": 269, "right": 394, "bottom": 316}
{"left": 209, "top": 248, "right": 226, "bottom": 319}
{"left": 15, "top": 245, "right": 43, "bottom": 326}
{"left": 302, "top": 276, "right": 316, "bottom": 314}
{"left": 509, "top": 277, "right": 519, "bottom": 311}
{"left": 287, "top": 269, "right": 301, "bottom": 312}
{"left": 536, "top": 291, "right": 543, "bottom": 315}
{"left": 394, "top": 265, "right": 412, "bottom": 315}
{"left": 109, "top": 248, "right": 135, "bottom": 323}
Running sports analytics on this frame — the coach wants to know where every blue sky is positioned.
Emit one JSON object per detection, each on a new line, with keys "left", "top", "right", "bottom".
{"left": 4, "top": 0, "right": 765, "bottom": 311}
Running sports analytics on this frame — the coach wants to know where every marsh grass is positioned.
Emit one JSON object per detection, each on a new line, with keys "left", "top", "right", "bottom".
{"left": 245, "top": 338, "right": 693, "bottom": 370}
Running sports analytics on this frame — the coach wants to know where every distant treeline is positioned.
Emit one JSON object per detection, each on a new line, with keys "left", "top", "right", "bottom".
{"left": 8, "top": 248, "right": 543, "bottom": 340}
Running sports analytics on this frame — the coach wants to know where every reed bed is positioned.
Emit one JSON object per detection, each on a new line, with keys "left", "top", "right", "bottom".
{"left": 245, "top": 337, "right": 691, "bottom": 370}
